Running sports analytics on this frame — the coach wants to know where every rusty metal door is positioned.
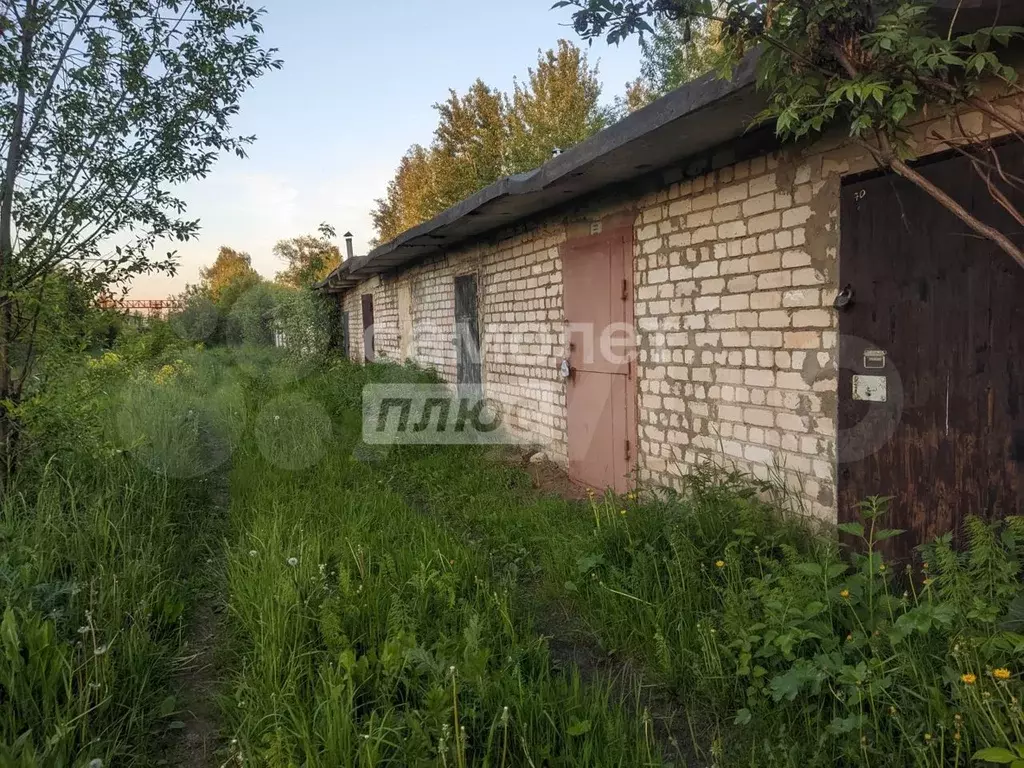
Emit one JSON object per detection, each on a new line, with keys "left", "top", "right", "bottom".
{"left": 454, "top": 275, "right": 481, "bottom": 394}
{"left": 562, "top": 229, "right": 636, "bottom": 493}
{"left": 838, "top": 143, "right": 1024, "bottom": 561}
{"left": 361, "top": 294, "right": 375, "bottom": 362}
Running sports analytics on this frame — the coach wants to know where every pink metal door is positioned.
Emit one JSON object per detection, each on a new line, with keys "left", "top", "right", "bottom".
{"left": 562, "top": 229, "right": 636, "bottom": 493}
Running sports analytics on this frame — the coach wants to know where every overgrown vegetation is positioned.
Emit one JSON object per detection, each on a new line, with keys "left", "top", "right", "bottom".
{"left": 371, "top": 40, "right": 610, "bottom": 243}
{"left": 562, "top": 0, "right": 1024, "bottom": 270}
{"left": 3, "top": 313, "right": 1023, "bottom": 764}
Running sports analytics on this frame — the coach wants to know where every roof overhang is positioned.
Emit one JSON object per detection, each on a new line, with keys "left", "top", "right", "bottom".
{"left": 319, "top": 51, "right": 763, "bottom": 286}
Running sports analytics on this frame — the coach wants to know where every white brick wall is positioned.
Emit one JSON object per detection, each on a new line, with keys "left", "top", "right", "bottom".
{"left": 331, "top": 88, "right": 1022, "bottom": 522}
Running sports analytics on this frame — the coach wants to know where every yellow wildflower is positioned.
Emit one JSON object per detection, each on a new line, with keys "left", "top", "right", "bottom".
{"left": 840, "top": 589, "right": 851, "bottom": 599}
{"left": 961, "top": 673, "right": 977, "bottom": 685}
{"left": 993, "top": 668, "right": 1012, "bottom": 681}
{"left": 715, "top": 560, "right": 725, "bottom": 569}
{"left": 619, "top": 509, "right": 627, "bottom": 516}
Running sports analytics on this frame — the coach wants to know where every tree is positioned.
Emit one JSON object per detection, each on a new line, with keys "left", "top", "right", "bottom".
{"left": 371, "top": 41, "right": 614, "bottom": 243}
{"left": 507, "top": 40, "right": 607, "bottom": 172}
{"left": 200, "top": 247, "right": 261, "bottom": 306}
{"left": 0, "top": 1, "right": 280, "bottom": 481}
{"left": 371, "top": 145, "right": 438, "bottom": 244}
{"left": 274, "top": 223, "right": 342, "bottom": 289}
{"left": 560, "top": 0, "right": 1024, "bottom": 270}
{"left": 431, "top": 79, "right": 510, "bottom": 211}
{"left": 623, "top": 17, "right": 721, "bottom": 112}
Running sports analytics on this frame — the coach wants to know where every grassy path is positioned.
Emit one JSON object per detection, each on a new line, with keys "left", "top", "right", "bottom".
{"left": 217, "top": 356, "right": 666, "bottom": 765}
{"left": 161, "top": 474, "right": 232, "bottom": 767}
{"left": 9, "top": 346, "right": 1015, "bottom": 766}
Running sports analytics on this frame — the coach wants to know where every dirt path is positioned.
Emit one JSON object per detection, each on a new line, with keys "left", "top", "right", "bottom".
{"left": 162, "top": 593, "right": 223, "bottom": 767}
{"left": 160, "top": 474, "right": 232, "bottom": 768}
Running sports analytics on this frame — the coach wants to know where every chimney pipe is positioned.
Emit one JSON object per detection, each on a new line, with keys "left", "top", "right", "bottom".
{"left": 344, "top": 232, "right": 354, "bottom": 260}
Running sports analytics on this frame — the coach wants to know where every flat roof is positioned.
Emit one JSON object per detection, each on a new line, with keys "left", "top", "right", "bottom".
{"left": 319, "top": 52, "right": 763, "bottom": 290}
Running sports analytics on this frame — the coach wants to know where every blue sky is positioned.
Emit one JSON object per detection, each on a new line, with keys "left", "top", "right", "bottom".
{"left": 130, "top": 0, "right": 643, "bottom": 297}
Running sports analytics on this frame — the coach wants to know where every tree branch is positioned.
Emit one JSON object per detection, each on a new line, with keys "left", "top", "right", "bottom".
{"left": 890, "top": 154, "right": 1024, "bottom": 271}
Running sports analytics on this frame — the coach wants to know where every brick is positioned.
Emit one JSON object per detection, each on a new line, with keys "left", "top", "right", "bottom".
{"left": 792, "top": 268, "right": 826, "bottom": 285}
{"left": 718, "top": 221, "right": 747, "bottom": 239}
{"left": 692, "top": 191, "right": 718, "bottom": 211}
{"left": 693, "top": 261, "right": 719, "bottom": 278}
{"left": 759, "top": 310, "right": 792, "bottom": 328}
{"left": 751, "top": 330, "right": 783, "bottom": 347}
{"left": 750, "top": 291, "right": 782, "bottom": 310}
{"left": 783, "top": 206, "right": 813, "bottom": 227}
{"left": 745, "top": 369, "right": 775, "bottom": 387}
{"left": 719, "top": 181, "right": 749, "bottom": 204}
{"left": 758, "top": 271, "right": 792, "bottom": 290}
{"left": 782, "top": 249, "right": 812, "bottom": 268}
{"left": 749, "top": 173, "right": 777, "bottom": 195}
{"left": 727, "top": 275, "right": 757, "bottom": 293}
{"left": 744, "top": 408, "right": 775, "bottom": 427}
{"left": 784, "top": 331, "right": 821, "bottom": 349}
{"left": 748, "top": 212, "right": 781, "bottom": 234}
{"left": 693, "top": 226, "right": 717, "bottom": 243}
{"left": 743, "top": 192, "right": 776, "bottom": 217}
{"left": 721, "top": 294, "right": 750, "bottom": 311}
{"left": 648, "top": 268, "right": 669, "bottom": 283}
{"left": 750, "top": 252, "right": 782, "bottom": 272}
{"left": 783, "top": 289, "right": 820, "bottom": 307}
{"left": 713, "top": 204, "right": 742, "bottom": 223}
{"left": 721, "top": 331, "right": 751, "bottom": 347}
{"left": 668, "top": 199, "right": 692, "bottom": 217}
{"left": 792, "top": 309, "right": 832, "bottom": 328}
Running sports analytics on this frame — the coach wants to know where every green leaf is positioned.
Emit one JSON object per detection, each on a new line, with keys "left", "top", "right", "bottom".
{"left": 734, "top": 708, "right": 752, "bottom": 725}
{"left": 838, "top": 522, "right": 864, "bottom": 538}
{"left": 567, "top": 719, "right": 592, "bottom": 737}
{"left": 793, "top": 562, "right": 823, "bottom": 578}
{"left": 973, "top": 747, "right": 1018, "bottom": 763}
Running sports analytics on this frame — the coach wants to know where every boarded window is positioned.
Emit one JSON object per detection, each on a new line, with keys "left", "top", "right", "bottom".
{"left": 361, "top": 294, "right": 375, "bottom": 363}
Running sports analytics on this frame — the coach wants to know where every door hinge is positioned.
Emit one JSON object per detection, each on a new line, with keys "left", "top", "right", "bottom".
{"left": 621, "top": 279, "right": 628, "bottom": 301}
{"left": 625, "top": 439, "right": 631, "bottom": 462}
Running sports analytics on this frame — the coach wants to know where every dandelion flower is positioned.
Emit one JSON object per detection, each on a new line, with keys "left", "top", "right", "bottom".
{"left": 840, "top": 589, "right": 850, "bottom": 599}
{"left": 879, "top": 564, "right": 886, "bottom": 572}
{"left": 94, "top": 645, "right": 109, "bottom": 656}
{"left": 619, "top": 509, "right": 627, "bottom": 516}
{"left": 287, "top": 557, "right": 298, "bottom": 567}
{"left": 924, "top": 733, "right": 933, "bottom": 742}
{"left": 961, "top": 673, "right": 977, "bottom": 685}
{"left": 994, "top": 668, "right": 1012, "bottom": 681}
{"left": 715, "top": 560, "right": 725, "bottom": 569}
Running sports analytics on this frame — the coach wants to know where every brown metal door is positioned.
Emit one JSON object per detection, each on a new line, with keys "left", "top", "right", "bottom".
{"left": 839, "top": 144, "right": 1024, "bottom": 561}
{"left": 361, "top": 294, "right": 375, "bottom": 362}
{"left": 562, "top": 229, "right": 636, "bottom": 493}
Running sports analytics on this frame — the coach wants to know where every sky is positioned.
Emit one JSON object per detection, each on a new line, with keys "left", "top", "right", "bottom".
{"left": 128, "top": 0, "right": 643, "bottom": 298}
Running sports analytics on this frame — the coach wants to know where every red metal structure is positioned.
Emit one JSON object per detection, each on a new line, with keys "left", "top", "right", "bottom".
{"left": 98, "top": 297, "right": 182, "bottom": 319}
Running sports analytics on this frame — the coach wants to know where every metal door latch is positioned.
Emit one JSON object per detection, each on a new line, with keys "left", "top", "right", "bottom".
{"left": 834, "top": 284, "right": 855, "bottom": 311}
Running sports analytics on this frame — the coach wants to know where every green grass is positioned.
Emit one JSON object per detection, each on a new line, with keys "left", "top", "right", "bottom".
{"left": 4, "top": 342, "right": 1024, "bottom": 766}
